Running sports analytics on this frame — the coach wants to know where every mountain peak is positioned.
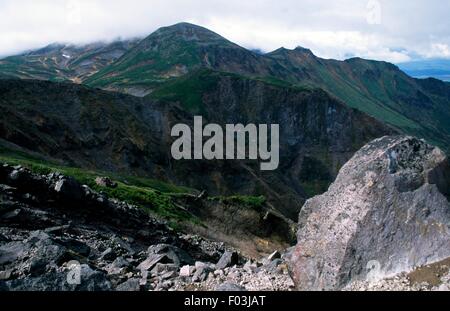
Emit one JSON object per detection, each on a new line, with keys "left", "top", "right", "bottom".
{"left": 294, "top": 46, "right": 314, "bottom": 55}
{"left": 266, "top": 46, "right": 316, "bottom": 58}
{"left": 150, "top": 22, "right": 226, "bottom": 43}
{"left": 165, "top": 22, "right": 205, "bottom": 30}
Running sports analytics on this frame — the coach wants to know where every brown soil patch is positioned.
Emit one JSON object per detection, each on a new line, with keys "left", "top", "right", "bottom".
{"left": 408, "top": 257, "right": 450, "bottom": 287}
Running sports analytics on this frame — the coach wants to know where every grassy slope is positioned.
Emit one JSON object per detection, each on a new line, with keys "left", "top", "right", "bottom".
{"left": 149, "top": 68, "right": 312, "bottom": 115}
{"left": 0, "top": 145, "right": 195, "bottom": 225}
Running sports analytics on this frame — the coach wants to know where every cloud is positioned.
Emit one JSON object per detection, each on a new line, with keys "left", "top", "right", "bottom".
{"left": 426, "top": 43, "right": 450, "bottom": 59}
{"left": 0, "top": 0, "right": 449, "bottom": 63}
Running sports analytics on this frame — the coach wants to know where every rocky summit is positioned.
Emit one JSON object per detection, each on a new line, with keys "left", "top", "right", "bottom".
{"left": 288, "top": 135, "right": 450, "bottom": 291}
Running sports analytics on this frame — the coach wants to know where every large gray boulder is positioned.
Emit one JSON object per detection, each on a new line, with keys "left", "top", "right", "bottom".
{"left": 288, "top": 136, "right": 450, "bottom": 290}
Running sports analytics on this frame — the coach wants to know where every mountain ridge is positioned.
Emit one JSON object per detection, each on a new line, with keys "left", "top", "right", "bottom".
{"left": 84, "top": 23, "right": 450, "bottom": 152}
{"left": 1, "top": 22, "right": 450, "bottom": 153}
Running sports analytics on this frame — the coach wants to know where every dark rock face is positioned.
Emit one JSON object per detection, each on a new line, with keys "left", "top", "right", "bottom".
{"left": 216, "top": 251, "right": 239, "bottom": 270}
{"left": 288, "top": 136, "right": 450, "bottom": 291}
{"left": 0, "top": 78, "right": 394, "bottom": 221}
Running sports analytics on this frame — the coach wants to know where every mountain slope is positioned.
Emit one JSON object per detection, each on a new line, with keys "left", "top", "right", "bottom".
{"left": 266, "top": 49, "right": 450, "bottom": 151}
{"left": 0, "top": 40, "right": 140, "bottom": 83}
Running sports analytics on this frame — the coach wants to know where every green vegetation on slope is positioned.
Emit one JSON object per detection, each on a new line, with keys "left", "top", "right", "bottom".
{"left": 0, "top": 146, "right": 198, "bottom": 227}
{"left": 149, "top": 68, "right": 316, "bottom": 115}
{"left": 209, "top": 195, "right": 266, "bottom": 210}
{"left": 150, "top": 69, "right": 219, "bottom": 114}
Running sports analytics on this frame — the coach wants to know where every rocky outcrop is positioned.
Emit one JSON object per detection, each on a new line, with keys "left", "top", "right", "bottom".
{"left": 0, "top": 163, "right": 293, "bottom": 291}
{"left": 0, "top": 163, "right": 223, "bottom": 291}
{"left": 288, "top": 136, "right": 450, "bottom": 291}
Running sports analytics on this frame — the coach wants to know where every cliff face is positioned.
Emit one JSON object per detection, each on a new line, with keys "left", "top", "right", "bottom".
{"left": 165, "top": 71, "right": 395, "bottom": 219}
{"left": 0, "top": 77, "right": 394, "bottom": 220}
{"left": 288, "top": 136, "right": 450, "bottom": 290}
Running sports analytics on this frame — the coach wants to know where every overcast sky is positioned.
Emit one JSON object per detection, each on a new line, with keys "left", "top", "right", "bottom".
{"left": 1, "top": 0, "right": 450, "bottom": 63}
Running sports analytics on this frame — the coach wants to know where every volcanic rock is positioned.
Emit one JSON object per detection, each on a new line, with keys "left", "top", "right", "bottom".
{"left": 288, "top": 136, "right": 450, "bottom": 290}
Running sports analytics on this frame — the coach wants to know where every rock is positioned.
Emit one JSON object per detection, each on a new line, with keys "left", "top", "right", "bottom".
{"left": 29, "top": 258, "right": 47, "bottom": 276}
{"left": 44, "top": 225, "right": 70, "bottom": 235}
{"left": 2, "top": 264, "right": 112, "bottom": 291}
{"left": 112, "top": 256, "right": 130, "bottom": 268}
{"left": 1, "top": 162, "right": 258, "bottom": 291}
{"left": 111, "top": 236, "right": 135, "bottom": 255}
{"left": 147, "top": 244, "right": 194, "bottom": 267}
{"left": 54, "top": 177, "right": 84, "bottom": 201}
{"left": 179, "top": 265, "right": 195, "bottom": 277}
{"left": 1, "top": 209, "right": 21, "bottom": 220}
{"left": 150, "top": 263, "right": 178, "bottom": 276}
{"left": 95, "top": 177, "right": 118, "bottom": 189}
{"left": 288, "top": 136, "right": 450, "bottom": 291}
{"left": 26, "top": 230, "right": 50, "bottom": 244}
{"left": 100, "top": 248, "right": 117, "bottom": 262}
{"left": 8, "top": 168, "right": 29, "bottom": 184}
{"left": 214, "top": 269, "right": 224, "bottom": 277}
{"left": 263, "top": 259, "right": 283, "bottom": 273}
{"left": 112, "top": 257, "right": 134, "bottom": 272}
{"left": 216, "top": 251, "right": 239, "bottom": 270}
{"left": 160, "top": 270, "right": 178, "bottom": 280}
{"left": 55, "top": 238, "right": 91, "bottom": 257}
{"left": 216, "top": 282, "right": 247, "bottom": 291}
{"left": 105, "top": 256, "right": 132, "bottom": 276}
{"left": 0, "top": 233, "right": 9, "bottom": 242}
{"left": 137, "top": 253, "right": 171, "bottom": 272}
{"left": 0, "top": 270, "right": 12, "bottom": 280}
{"left": 155, "top": 280, "right": 174, "bottom": 291}
{"left": 195, "top": 261, "right": 207, "bottom": 270}
{"left": 116, "top": 278, "right": 141, "bottom": 291}
{"left": 192, "top": 262, "right": 213, "bottom": 282}
{"left": 76, "top": 264, "right": 112, "bottom": 291}
{"left": 243, "top": 260, "right": 258, "bottom": 274}
{"left": 0, "top": 241, "right": 28, "bottom": 265}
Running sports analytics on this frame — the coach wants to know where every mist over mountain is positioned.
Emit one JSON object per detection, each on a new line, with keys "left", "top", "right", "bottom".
{"left": 0, "top": 39, "right": 140, "bottom": 83}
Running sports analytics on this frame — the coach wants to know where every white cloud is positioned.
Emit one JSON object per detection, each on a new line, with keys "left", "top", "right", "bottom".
{"left": 426, "top": 43, "right": 450, "bottom": 59}
{"left": 0, "top": 0, "right": 449, "bottom": 63}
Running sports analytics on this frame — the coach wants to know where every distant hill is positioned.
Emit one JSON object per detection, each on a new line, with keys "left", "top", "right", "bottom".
{"left": 398, "top": 59, "right": 450, "bottom": 81}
